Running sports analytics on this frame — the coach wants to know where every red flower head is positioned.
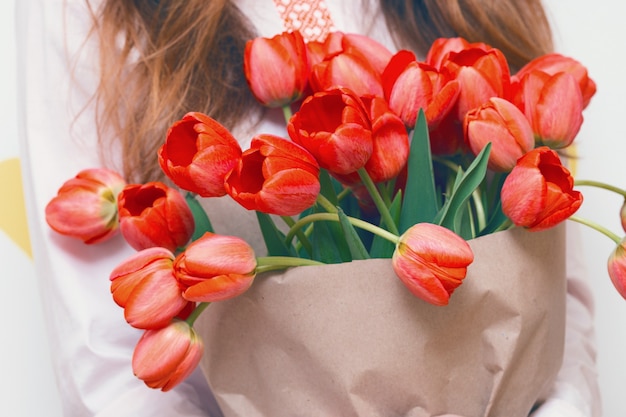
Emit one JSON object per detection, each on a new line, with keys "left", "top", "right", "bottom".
{"left": 118, "top": 182, "right": 194, "bottom": 252}
{"left": 110, "top": 247, "right": 191, "bottom": 329}
{"left": 244, "top": 30, "right": 309, "bottom": 107}
{"left": 424, "top": 37, "right": 491, "bottom": 70}
{"left": 132, "top": 320, "right": 204, "bottom": 392}
{"left": 464, "top": 97, "right": 535, "bottom": 172}
{"left": 511, "top": 70, "right": 584, "bottom": 149}
{"left": 225, "top": 134, "right": 321, "bottom": 216}
{"left": 608, "top": 238, "right": 626, "bottom": 300}
{"left": 514, "top": 53, "right": 596, "bottom": 109}
{"left": 382, "top": 49, "right": 460, "bottom": 130}
{"left": 501, "top": 146, "right": 583, "bottom": 231}
{"left": 288, "top": 87, "right": 373, "bottom": 175}
{"left": 158, "top": 112, "right": 242, "bottom": 198}
{"left": 392, "top": 223, "right": 474, "bottom": 306}
{"left": 174, "top": 232, "right": 257, "bottom": 303}
{"left": 45, "top": 168, "right": 126, "bottom": 244}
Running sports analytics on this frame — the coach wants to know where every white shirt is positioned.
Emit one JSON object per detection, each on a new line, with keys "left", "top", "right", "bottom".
{"left": 16, "top": 0, "right": 600, "bottom": 416}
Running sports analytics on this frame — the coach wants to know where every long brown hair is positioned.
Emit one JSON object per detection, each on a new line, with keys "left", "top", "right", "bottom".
{"left": 89, "top": 0, "right": 553, "bottom": 183}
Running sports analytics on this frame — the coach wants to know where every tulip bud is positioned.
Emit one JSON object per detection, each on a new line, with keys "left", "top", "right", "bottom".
{"left": 110, "top": 247, "right": 190, "bottom": 329}
{"left": 287, "top": 87, "right": 373, "bottom": 175}
{"left": 158, "top": 112, "right": 242, "bottom": 198}
{"left": 132, "top": 320, "right": 204, "bottom": 392}
{"left": 45, "top": 168, "right": 126, "bottom": 244}
{"left": 621, "top": 199, "right": 626, "bottom": 233}
{"left": 501, "top": 146, "right": 583, "bottom": 231}
{"left": 608, "top": 238, "right": 626, "bottom": 300}
{"left": 118, "top": 182, "right": 194, "bottom": 252}
{"left": 464, "top": 97, "right": 534, "bottom": 172}
{"left": 392, "top": 223, "right": 474, "bottom": 306}
{"left": 244, "top": 30, "right": 309, "bottom": 107}
{"left": 225, "top": 134, "right": 320, "bottom": 216}
{"left": 174, "top": 232, "right": 257, "bottom": 303}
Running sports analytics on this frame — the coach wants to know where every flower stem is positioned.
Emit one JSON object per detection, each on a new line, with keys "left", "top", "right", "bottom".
{"left": 357, "top": 167, "right": 399, "bottom": 235}
{"left": 568, "top": 215, "right": 622, "bottom": 244}
{"left": 256, "top": 256, "right": 325, "bottom": 268}
{"left": 282, "top": 105, "right": 293, "bottom": 125}
{"left": 574, "top": 179, "right": 626, "bottom": 197}
{"left": 316, "top": 194, "right": 338, "bottom": 213}
{"left": 186, "top": 302, "right": 210, "bottom": 327}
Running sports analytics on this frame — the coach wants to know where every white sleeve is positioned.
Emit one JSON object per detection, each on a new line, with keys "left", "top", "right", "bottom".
{"left": 16, "top": 0, "right": 221, "bottom": 415}
{"left": 530, "top": 221, "right": 602, "bottom": 417}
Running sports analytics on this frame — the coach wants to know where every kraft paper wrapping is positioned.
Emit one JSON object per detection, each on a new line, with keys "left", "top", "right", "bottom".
{"left": 196, "top": 225, "right": 567, "bottom": 417}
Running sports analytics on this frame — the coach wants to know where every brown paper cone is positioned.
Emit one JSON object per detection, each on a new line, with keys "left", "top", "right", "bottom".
{"left": 196, "top": 225, "right": 566, "bottom": 417}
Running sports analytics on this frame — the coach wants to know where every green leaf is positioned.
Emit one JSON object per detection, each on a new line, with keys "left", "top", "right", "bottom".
{"left": 400, "top": 109, "right": 439, "bottom": 232}
{"left": 436, "top": 143, "right": 492, "bottom": 234}
{"left": 310, "top": 220, "right": 350, "bottom": 263}
{"left": 370, "top": 190, "right": 402, "bottom": 258}
{"left": 185, "top": 193, "right": 213, "bottom": 241}
{"left": 256, "top": 212, "right": 294, "bottom": 256}
{"left": 318, "top": 168, "right": 339, "bottom": 206}
{"left": 337, "top": 207, "right": 370, "bottom": 260}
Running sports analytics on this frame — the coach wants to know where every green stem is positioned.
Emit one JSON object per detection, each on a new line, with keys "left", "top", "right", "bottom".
{"left": 574, "top": 179, "right": 626, "bottom": 197}
{"left": 256, "top": 256, "right": 325, "bottom": 268}
{"left": 316, "top": 194, "right": 338, "bottom": 213}
{"left": 357, "top": 167, "right": 399, "bottom": 235}
{"left": 281, "top": 215, "right": 312, "bottom": 255}
{"left": 185, "top": 302, "right": 210, "bottom": 327}
{"left": 568, "top": 215, "right": 622, "bottom": 244}
{"left": 285, "top": 212, "right": 399, "bottom": 246}
{"left": 282, "top": 105, "right": 293, "bottom": 124}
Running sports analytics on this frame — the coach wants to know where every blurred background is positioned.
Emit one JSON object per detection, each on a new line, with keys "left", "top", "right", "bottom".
{"left": 2, "top": 0, "right": 625, "bottom": 416}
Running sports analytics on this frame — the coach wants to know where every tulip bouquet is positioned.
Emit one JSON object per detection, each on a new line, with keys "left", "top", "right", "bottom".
{"left": 45, "top": 29, "right": 624, "bottom": 414}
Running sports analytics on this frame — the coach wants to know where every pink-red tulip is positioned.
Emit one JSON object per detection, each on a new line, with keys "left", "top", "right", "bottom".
{"left": 463, "top": 97, "right": 534, "bottom": 172}
{"left": 288, "top": 87, "right": 373, "bottom": 175}
{"left": 425, "top": 37, "right": 492, "bottom": 70}
{"left": 511, "top": 70, "right": 584, "bottom": 149}
{"left": 110, "top": 247, "right": 190, "bottom": 329}
{"left": 132, "top": 320, "right": 203, "bottom": 392}
{"left": 382, "top": 50, "right": 460, "bottom": 130}
{"left": 173, "top": 232, "right": 257, "bottom": 303}
{"left": 117, "top": 182, "right": 194, "bottom": 252}
{"left": 608, "top": 238, "right": 626, "bottom": 300}
{"left": 158, "top": 112, "right": 242, "bottom": 198}
{"left": 244, "top": 30, "right": 309, "bottom": 107}
{"left": 514, "top": 53, "right": 596, "bottom": 108}
{"left": 501, "top": 146, "right": 583, "bottom": 231}
{"left": 225, "top": 134, "right": 320, "bottom": 216}
{"left": 392, "top": 223, "right": 474, "bottom": 306}
{"left": 45, "top": 168, "right": 126, "bottom": 244}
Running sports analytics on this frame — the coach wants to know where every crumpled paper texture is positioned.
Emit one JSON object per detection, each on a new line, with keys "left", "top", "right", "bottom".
{"left": 196, "top": 225, "right": 566, "bottom": 417}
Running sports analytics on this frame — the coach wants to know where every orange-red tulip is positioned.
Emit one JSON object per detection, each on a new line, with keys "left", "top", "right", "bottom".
{"left": 608, "top": 238, "right": 626, "bottom": 300}
{"left": 511, "top": 70, "right": 584, "bottom": 149}
{"left": 501, "top": 146, "right": 583, "bottom": 231}
{"left": 514, "top": 53, "right": 596, "bottom": 108}
{"left": 174, "top": 232, "right": 257, "bottom": 303}
{"left": 225, "top": 134, "right": 321, "bottom": 216}
{"left": 425, "top": 37, "right": 492, "bottom": 70}
{"left": 132, "top": 320, "right": 203, "bottom": 392}
{"left": 158, "top": 112, "right": 242, "bottom": 198}
{"left": 110, "top": 247, "right": 190, "bottom": 329}
{"left": 288, "top": 87, "right": 373, "bottom": 175}
{"left": 45, "top": 168, "right": 126, "bottom": 244}
{"left": 464, "top": 97, "right": 534, "bottom": 172}
{"left": 244, "top": 30, "right": 309, "bottom": 107}
{"left": 118, "top": 182, "right": 194, "bottom": 252}
{"left": 392, "top": 223, "right": 474, "bottom": 306}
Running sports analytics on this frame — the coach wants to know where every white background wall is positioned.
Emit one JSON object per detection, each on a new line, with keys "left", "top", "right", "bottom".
{"left": 1, "top": 1, "right": 625, "bottom": 416}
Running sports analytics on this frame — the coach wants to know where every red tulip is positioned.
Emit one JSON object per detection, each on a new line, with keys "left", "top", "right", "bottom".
{"left": 382, "top": 50, "right": 460, "bottom": 130}
{"left": 244, "top": 30, "right": 309, "bottom": 107}
{"left": 608, "top": 238, "right": 626, "bottom": 300}
{"left": 45, "top": 168, "right": 126, "bottom": 244}
{"left": 173, "top": 232, "right": 257, "bottom": 303}
{"left": 392, "top": 223, "right": 474, "bottom": 306}
{"left": 463, "top": 97, "right": 534, "bottom": 172}
{"left": 224, "top": 134, "right": 321, "bottom": 216}
{"left": 132, "top": 320, "right": 203, "bottom": 392}
{"left": 118, "top": 182, "right": 194, "bottom": 252}
{"left": 514, "top": 53, "right": 596, "bottom": 108}
{"left": 287, "top": 87, "right": 373, "bottom": 175}
{"left": 158, "top": 112, "right": 242, "bottom": 198}
{"left": 511, "top": 70, "right": 583, "bottom": 149}
{"left": 501, "top": 146, "right": 583, "bottom": 231}
{"left": 425, "top": 37, "right": 492, "bottom": 70}
{"left": 110, "top": 247, "right": 190, "bottom": 329}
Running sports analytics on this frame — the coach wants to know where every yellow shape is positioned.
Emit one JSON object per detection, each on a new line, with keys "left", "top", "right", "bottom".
{"left": 0, "top": 158, "right": 32, "bottom": 258}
